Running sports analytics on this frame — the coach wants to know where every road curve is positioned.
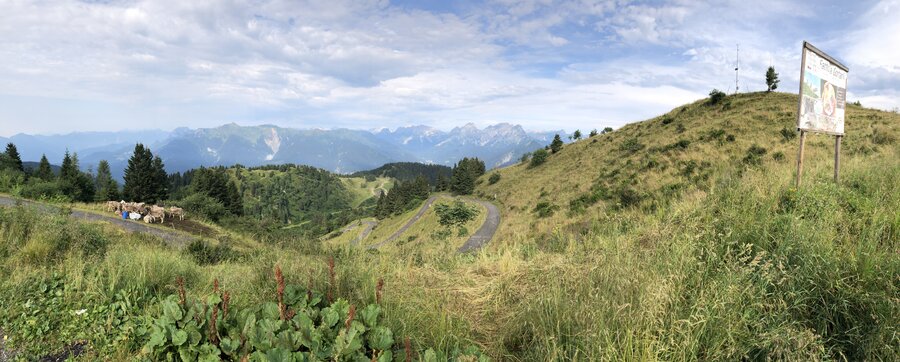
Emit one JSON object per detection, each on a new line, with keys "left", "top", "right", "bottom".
{"left": 350, "top": 220, "right": 377, "bottom": 246}
{"left": 367, "top": 196, "right": 438, "bottom": 250}
{"left": 457, "top": 199, "right": 500, "bottom": 253}
{"left": 0, "top": 196, "right": 196, "bottom": 247}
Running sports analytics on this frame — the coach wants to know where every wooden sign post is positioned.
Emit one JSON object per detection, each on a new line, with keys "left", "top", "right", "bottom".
{"left": 794, "top": 41, "right": 848, "bottom": 187}
{"left": 795, "top": 131, "right": 806, "bottom": 187}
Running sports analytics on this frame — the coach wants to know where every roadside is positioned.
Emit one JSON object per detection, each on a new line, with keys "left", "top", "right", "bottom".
{"left": 0, "top": 195, "right": 196, "bottom": 247}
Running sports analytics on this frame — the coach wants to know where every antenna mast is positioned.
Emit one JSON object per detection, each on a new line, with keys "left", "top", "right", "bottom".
{"left": 734, "top": 44, "right": 740, "bottom": 94}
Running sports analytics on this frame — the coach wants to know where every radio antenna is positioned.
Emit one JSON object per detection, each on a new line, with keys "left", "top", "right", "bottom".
{"left": 734, "top": 44, "right": 740, "bottom": 94}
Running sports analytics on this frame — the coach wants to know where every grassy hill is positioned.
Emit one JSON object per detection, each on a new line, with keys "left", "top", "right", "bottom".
{"left": 0, "top": 92, "right": 896, "bottom": 360}
{"left": 479, "top": 92, "right": 898, "bottom": 243}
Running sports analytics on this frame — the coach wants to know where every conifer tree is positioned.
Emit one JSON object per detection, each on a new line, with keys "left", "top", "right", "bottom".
{"left": 4, "top": 143, "right": 23, "bottom": 172}
{"left": 766, "top": 66, "right": 780, "bottom": 92}
{"left": 573, "top": 130, "right": 582, "bottom": 140}
{"left": 123, "top": 144, "right": 167, "bottom": 204}
{"left": 94, "top": 160, "right": 120, "bottom": 201}
{"left": 36, "top": 154, "right": 53, "bottom": 181}
{"left": 550, "top": 134, "right": 564, "bottom": 153}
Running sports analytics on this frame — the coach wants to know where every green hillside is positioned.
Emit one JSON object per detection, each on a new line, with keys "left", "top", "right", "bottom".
{"left": 0, "top": 92, "right": 897, "bottom": 360}
{"left": 478, "top": 92, "right": 899, "bottom": 242}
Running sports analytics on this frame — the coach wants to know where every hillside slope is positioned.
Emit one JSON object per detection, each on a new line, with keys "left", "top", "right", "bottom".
{"left": 478, "top": 92, "right": 899, "bottom": 242}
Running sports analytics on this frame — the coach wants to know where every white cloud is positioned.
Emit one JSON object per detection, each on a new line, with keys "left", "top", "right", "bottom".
{"left": 0, "top": 0, "right": 897, "bottom": 136}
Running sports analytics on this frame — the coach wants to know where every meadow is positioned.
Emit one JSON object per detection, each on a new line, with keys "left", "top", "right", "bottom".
{"left": 0, "top": 92, "right": 897, "bottom": 360}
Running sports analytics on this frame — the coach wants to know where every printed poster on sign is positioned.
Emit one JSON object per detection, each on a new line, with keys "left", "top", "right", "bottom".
{"left": 797, "top": 43, "right": 848, "bottom": 135}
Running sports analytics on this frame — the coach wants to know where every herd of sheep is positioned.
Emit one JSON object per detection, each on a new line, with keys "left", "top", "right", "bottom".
{"left": 106, "top": 201, "right": 184, "bottom": 224}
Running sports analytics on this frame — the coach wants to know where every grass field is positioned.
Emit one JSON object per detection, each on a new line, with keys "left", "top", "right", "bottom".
{"left": 0, "top": 92, "right": 897, "bottom": 360}
{"left": 341, "top": 176, "right": 394, "bottom": 208}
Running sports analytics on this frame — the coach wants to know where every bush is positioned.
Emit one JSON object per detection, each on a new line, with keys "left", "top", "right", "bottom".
{"left": 488, "top": 173, "right": 501, "bottom": 185}
{"left": 533, "top": 202, "right": 558, "bottom": 218}
{"left": 743, "top": 145, "right": 768, "bottom": 165}
{"left": 708, "top": 89, "right": 726, "bottom": 105}
{"left": 780, "top": 127, "right": 797, "bottom": 141}
{"left": 772, "top": 151, "right": 786, "bottom": 162}
{"left": 619, "top": 138, "right": 645, "bottom": 154}
{"left": 530, "top": 149, "right": 549, "bottom": 167}
{"left": 434, "top": 200, "right": 480, "bottom": 227}
{"left": 180, "top": 193, "right": 228, "bottom": 222}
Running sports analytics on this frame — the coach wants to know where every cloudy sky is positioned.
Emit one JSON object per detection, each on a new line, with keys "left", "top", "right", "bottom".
{"left": 1, "top": 0, "right": 898, "bottom": 136}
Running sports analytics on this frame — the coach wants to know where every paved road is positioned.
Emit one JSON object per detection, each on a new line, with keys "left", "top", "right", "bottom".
{"left": 365, "top": 196, "right": 501, "bottom": 252}
{"left": 367, "top": 196, "right": 438, "bottom": 250}
{"left": 457, "top": 199, "right": 500, "bottom": 253}
{"left": 0, "top": 196, "right": 196, "bottom": 247}
{"left": 349, "top": 220, "right": 377, "bottom": 246}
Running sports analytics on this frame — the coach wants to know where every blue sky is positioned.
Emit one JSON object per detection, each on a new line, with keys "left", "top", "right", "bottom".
{"left": 1, "top": 0, "right": 898, "bottom": 136}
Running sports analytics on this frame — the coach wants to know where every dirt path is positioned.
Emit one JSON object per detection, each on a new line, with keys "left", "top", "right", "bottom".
{"left": 0, "top": 196, "right": 196, "bottom": 247}
{"left": 457, "top": 199, "right": 500, "bottom": 253}
{"left": 367, "top": 196, "right": 438, "bottom": 250}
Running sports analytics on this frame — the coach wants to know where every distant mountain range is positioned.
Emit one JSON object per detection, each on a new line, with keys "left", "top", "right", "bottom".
{"left": 1, "top": 123, "right": 566, "bottom": 180}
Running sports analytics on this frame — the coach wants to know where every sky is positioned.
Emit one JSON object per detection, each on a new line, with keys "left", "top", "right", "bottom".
{"left": 1, "top": 0, "right": 898, "bottom": 136}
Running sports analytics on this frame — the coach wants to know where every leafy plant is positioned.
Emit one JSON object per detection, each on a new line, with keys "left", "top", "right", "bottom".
{"left": 142, "top": 269, "right": 487, "bottom": 361}
{"left": 488, "top": 173, "right": 501, "bottom": 185}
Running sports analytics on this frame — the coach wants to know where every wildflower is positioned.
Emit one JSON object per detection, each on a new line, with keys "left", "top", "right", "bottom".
{"left": 75, "top": 309, "right": 87, "bottom": 316}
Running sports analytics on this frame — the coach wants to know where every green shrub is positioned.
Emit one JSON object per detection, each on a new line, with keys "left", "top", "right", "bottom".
{"left": 533, "top": 202, "right": 558, "bottom": 218}
{"left": 743, "top": 145, "right": 768, "bottom": 165}
{"left": 772, "top": 151, "right": 786, "bottom": 162}
{"left": 619, "top": 138, "right": 645, "bottom": 154}
{"left": 708, "top": 89, "right": 726, "bottom": 105}
{"left": 780, "top": 127, "right": 797, "bottom": 141}
{"left": 180, "top": 193, "right": 228, "bottom": 222}
{"left": 434, "top": 201, "right": 479, "bottom": 227}
{"left": 488, "top": 173, "right": 501, "bottom": 185}
{"left": 530, "top": 149, "right": 549, "bottom": 167}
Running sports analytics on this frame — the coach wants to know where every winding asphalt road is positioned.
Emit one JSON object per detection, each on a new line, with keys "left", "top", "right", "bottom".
{"left": 367, "top": 196, "right": 439, "bottom": 250}
{"left": 457, "top": 199, "right": 501, "bottom": 253}
{"left": 348, "top": 220, "right": 377, "bottom": 246}
{"left": 0, "top": 196, "right": 196, "bottom": 247}
{"left": 363, "top": 196, "right": 500, "bottom": 252}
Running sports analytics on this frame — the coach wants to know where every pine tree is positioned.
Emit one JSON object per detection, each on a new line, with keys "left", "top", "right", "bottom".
{"left": 123, "top": 144, "right": 166, "bottom": 204}
{"left": 152, "top": 156, "right": 169, "bottom": 202}
{"left": 573, "top": 130, "right": 582, "bottom": 140}
{"left": 36, "top": 154, "right": 53, "bottom": 181}
{"left": 589, "top": 129, "right": 598, "bottom": 137}
{"left": 94, "top": 160, "right": 120, "bottom": 201}
{"left": 4, "top": 143, "right": 23, "bottom": 172}
{"left": 449, "top": 157, "right": 484, "bottom": 195}
{"left": 766, "top": 66, "right": 780, "bottom": 92}
{"left": 550, "top": 134, "right": 564, "bottom": 153}
{"left": 60, "top": 150, "right": 76, "bottom": 181}
{"left": 225, "top": 179, "right": 243, "bottom": 215}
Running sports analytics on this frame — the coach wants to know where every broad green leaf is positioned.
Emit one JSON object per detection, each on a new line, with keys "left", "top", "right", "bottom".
{"left": 172, "top": 329, "right": 188, "bottom": 346}
{"left": 376, "top": 350, "right": 393, "bottom": 362}
{"left": 206, "top": 294, "right": 222, "bottom": 306}
{"left": 359, "top": 304, "right": 380, "bottom": 328}
{"left": 178, "top": 346, "right": 198, "bottom": 362}
{"left": 163, "top": 298, "right": 183, "bottom": 321}
{"left": 197, "top": 343, "right": 221, "bottom": 362}
{"left": 367, "top": 326, "right": 394, "bottom": 351}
